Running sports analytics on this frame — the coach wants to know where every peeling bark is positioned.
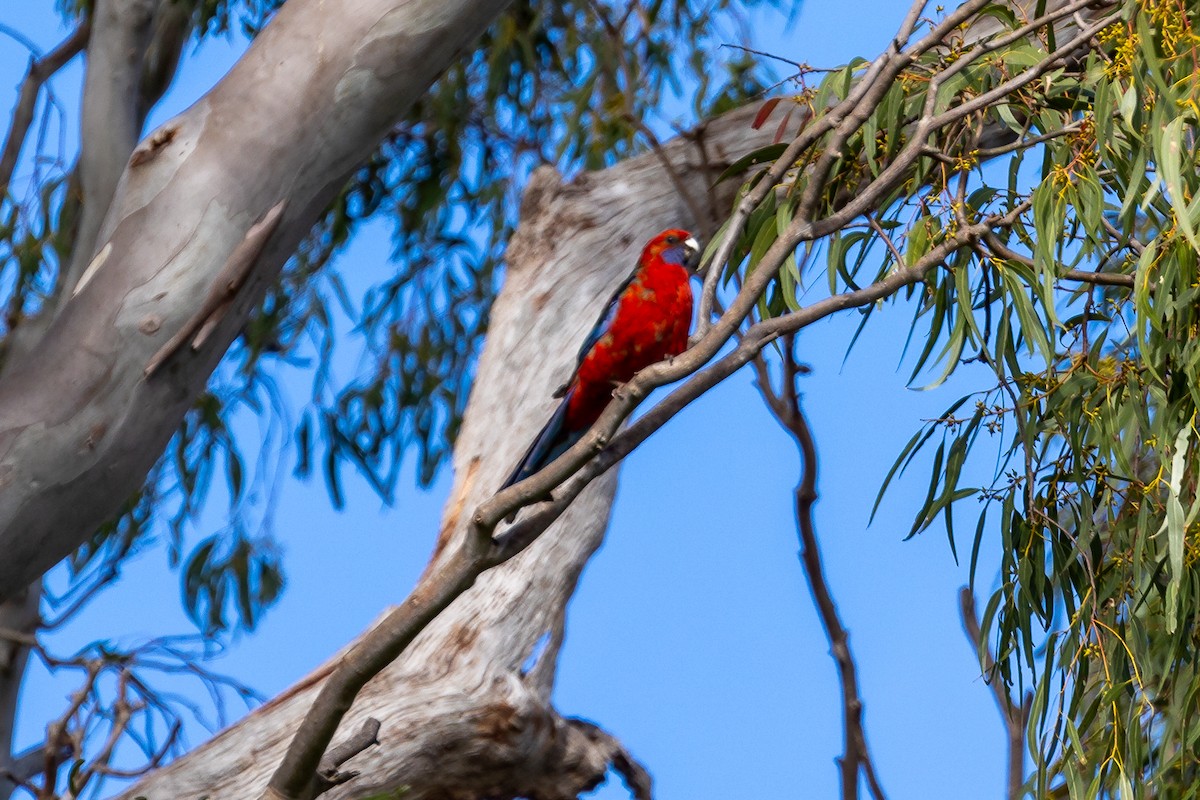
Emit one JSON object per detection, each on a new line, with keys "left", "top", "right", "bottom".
{"left": 116, "top": 103, "right": 774, "bottom": 800}
{"left": 64, "top": 0, "right": 162, "bottom": 288}
{"left": 0, "top": 0, "right": 514, "bottom": 601}
{"left": 107, "top": 3, "right": 1104, "bottom": 794}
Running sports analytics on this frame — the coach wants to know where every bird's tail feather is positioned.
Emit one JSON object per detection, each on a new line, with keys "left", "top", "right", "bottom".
{"left": 499, "top": 392, "right": 579, "bottom": 521}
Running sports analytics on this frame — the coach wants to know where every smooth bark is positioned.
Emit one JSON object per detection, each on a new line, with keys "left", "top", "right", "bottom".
{"left": 63, "top": 0, "right": 162, "bottom": 288}
{"left": 3, "top": 0, "right": 1104, "bottom": 796}
{"left": 0, "top": 0, "right": 513, "bottom": 601}
{"left": 114, "top": 2, "right": 1101, "bottom": 794}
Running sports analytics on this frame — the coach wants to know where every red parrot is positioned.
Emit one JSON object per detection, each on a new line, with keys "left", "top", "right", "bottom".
{"left": 499, "top": 229, "right": 701, "bottom": 506}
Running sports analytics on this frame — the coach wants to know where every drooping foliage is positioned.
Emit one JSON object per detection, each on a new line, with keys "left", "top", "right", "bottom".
{"left": 16, "top": 0, "right": 1200, "bottom": 794}
{"left": 715, "top": 0, "right": 1200, "bottom": 794}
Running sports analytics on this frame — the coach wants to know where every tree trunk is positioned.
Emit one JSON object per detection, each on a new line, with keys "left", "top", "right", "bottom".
{"left": 115, "top": 102, "right": 775, "bottom": 800}
{"left": 0, "top": 0, "right": 514, "bottom": 602}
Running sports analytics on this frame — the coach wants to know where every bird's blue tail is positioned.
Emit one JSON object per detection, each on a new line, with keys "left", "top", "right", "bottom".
{"left": 500, "top": 392, "right": 579, "bottom": 492}
{"left": 499, "top": 392, "right": 585, "bottom": 522}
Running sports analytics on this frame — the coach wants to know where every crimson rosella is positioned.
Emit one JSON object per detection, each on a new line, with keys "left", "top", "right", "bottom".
{"left": 500, "top": 228, "right": 701, "bottom": 505}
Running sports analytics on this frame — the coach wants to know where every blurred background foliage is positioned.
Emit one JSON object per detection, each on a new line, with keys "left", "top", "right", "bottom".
{"left": 1, "top": 0, "right": 796, "bottom": 637}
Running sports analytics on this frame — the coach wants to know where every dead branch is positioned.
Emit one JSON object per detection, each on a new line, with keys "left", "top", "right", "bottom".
{"left": 565, "top": 718, "right": 652, "bottom": 800}
{"left": 255, "top": 2, "right": 1109, "bottom": 795}
{"left": 265, "top": 186, "right": 1033, "bottom": 800}
{"left": 313, "top": 717, "right": 381, "bottom": 795}
{"left": 753, "top": 336, "right": 888, "bottom": 800}
{"left": 262, "top": 5, "right": 1087, "bottom": 783}
{"left": 959, "top": 588, "right": 1032, "bottom": 800}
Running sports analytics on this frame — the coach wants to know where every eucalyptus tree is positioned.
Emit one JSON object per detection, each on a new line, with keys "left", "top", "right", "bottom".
{"left": 3, "top": 0, "right": 1198, "bottom": 798}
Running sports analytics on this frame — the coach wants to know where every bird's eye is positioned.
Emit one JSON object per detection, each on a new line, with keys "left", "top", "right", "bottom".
{"left": 665, "top": 234, "right": 678, "bottom": 244}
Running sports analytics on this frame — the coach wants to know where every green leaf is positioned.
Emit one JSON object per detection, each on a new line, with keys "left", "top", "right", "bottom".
{"left": 713, "top": 143, "right": 789, "bottom": 185}
{"left": 1156, "top": 116, "right": 1200, "bottom": 254}
{"left": 1159, "top": 423, "right": 1192, "bottom": 632}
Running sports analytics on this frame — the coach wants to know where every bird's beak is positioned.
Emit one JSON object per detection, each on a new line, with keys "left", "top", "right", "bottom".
{"left": 683, "top": 236, "right": 702, "bottom": 273}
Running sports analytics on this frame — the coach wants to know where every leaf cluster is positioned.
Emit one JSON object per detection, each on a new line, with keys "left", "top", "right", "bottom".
{"left": 721, "top": 1, "right": 1200, "bottom": 795}
{"left": 700, "top": 0, "right": 1200, "bottom": 793}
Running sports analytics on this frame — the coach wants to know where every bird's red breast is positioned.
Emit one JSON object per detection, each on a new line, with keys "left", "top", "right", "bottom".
{"left": 497, "top": 228, "right": 699, "bottom": 502}
{"left": 564, "top": 232, "right": 695, "bottom": 430}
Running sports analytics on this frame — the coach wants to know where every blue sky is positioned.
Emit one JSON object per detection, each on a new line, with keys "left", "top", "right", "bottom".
{"left": 0, "top": 2, "right": 1018, "bottom": 798}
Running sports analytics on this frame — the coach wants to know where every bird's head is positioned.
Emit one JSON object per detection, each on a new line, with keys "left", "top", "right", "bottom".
{"left": 646, "top": 228, "right": 702, "bottom": 273}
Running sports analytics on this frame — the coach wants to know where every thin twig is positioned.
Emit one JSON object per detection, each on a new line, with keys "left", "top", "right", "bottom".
{"left": 487, "top": 193, "right": 1033, "bottom": 539}
{"left": 721, "top": 42, "right": 811, "bottom": 71}
{"left": 1060, "top": 269, "right": 1135, "bottom": 288}
{"left": 984, "top": 231, "right": 1135, "bottom": 288}
{"left": 755, "top": 336, "right": 888, "bottom": 800}
{"left": 266, "top": 189, "right": 1032, "bottom": 800}
{"left": 694, "top": 0, "right": 934, "bottom": 337}
{"left": 0, "top": 21, "right": 91, "bottom": 203}
{"left": 959, "top": 588, "right": 1031, "bottom": 800}
{"left": 40, "top": 564, "right": 120, "bottom": 630}
{"left": 867, "top": 216, "right": 906, "bottom": 266}
{"left": 1100, "top": 215, "right": 1145, "bottom": 255}
{"left": 976, "top": 119, "right": 1085, "bottom": 158}
{"left": 0, "top": 627, "right": 37, "bottom": 648}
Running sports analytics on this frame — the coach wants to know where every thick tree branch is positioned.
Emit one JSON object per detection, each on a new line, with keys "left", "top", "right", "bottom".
{"left": 264, "top": 540, "right": 484, "bottom": 800}
{"left": 118, "top": 99, "right": 770, "bottom": 800}
{"left": 694, "top": 0, "right": 1113, "bottom": 338}
{"left": 288, "top": 32, "right": 1089, "bottom": 800}
{"left": 100, "top": 3, "right": 1106, "bottom": 796}
{"left": 0, "top": 0, "right": 517, "bottom": 602}
{"left": 565, "top": 718, "right": 652, "bottom": 800}
{"left": 142, "top": 199, "right": 289, "bottom": 375}
{"left": 695, "top": 0, "right": 937, "bottom": 337}
{"left": 481, "top": 192, "right": 1034, "bottom": 542}
{"left": 137, "top": 0, "right": 194, "bottom": 121}
{"left": 263, "top": 102, "right": 777, "bottom": 800}
{"left": 269, "top": 181, "right": 1030, "bottom": 800}
{"left": 61, "top": 0, "right": 162, "bottom": 294}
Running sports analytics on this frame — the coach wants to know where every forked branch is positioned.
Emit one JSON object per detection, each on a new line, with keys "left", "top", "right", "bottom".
{"left": 959, "top": 588, "right": 1032, "bottom": 800}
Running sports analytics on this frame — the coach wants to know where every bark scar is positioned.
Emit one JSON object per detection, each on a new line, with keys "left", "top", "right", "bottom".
{"left": 129, "top": 123, "right": 180, "bottom": 167}
{"left": 144, "top": 199, "right": 287, "bottom": 377}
